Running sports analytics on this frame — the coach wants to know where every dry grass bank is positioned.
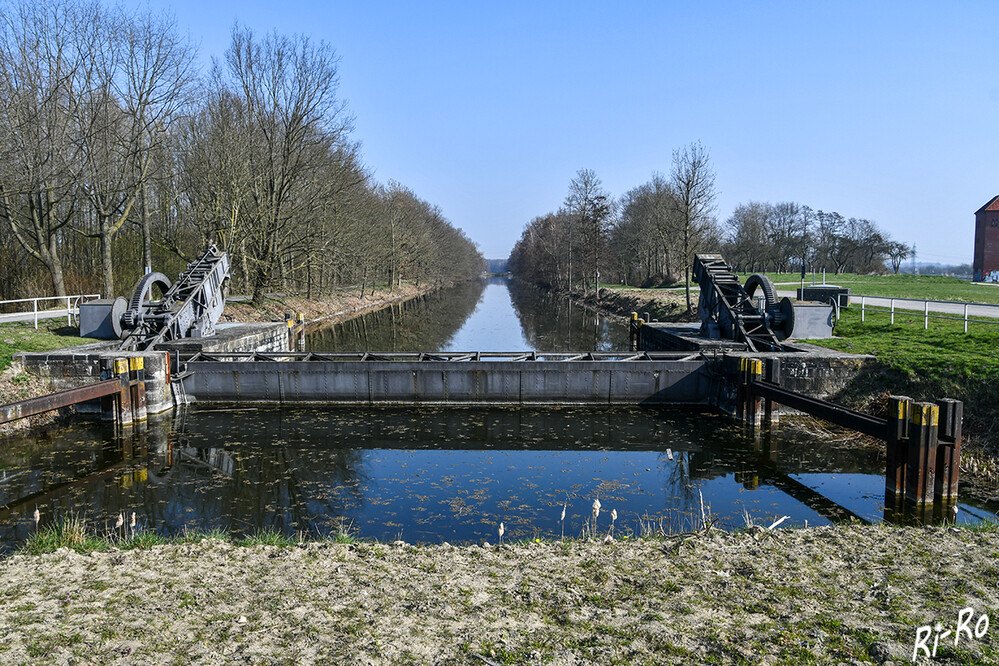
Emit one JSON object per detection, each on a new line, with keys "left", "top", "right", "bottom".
{"left": 221, "top": 284, "right": 433, "bottom": 326}
{"left": 565, "top": 286, "right": 695, "bottom": 324}
{"left": 1, "top": 525, "right": 996, "bottom": 664}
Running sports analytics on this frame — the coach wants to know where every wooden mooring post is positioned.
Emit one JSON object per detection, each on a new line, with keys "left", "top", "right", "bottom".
{"left": 738, "top": 365, "right": 963, "bottom": 520}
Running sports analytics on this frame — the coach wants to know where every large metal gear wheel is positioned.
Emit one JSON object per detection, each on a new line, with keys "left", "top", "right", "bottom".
{"left": 744, "top": 274, "right": 779, "bottom": 309}
{"left": 120, "top": 272, "right": 173, "bottom": 333}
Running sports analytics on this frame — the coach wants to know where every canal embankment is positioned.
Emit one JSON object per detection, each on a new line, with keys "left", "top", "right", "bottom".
{"left": 221, "top": 283, "right": 438, "bottom": 327}
{"left": 0, "top": 284, "right": 440, "bottom": 436}
{"left": 545, "top": 282, "right": 999, "bottom": 487}
{"left": 544, "top": 284, "right": 695, "bottom": 325}
{"left": 0, "top": 524, "right": 996, "bottom": 664}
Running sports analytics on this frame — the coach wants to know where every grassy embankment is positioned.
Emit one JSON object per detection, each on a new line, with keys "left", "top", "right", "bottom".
{"left": 0, "top": 323, "right": 98, "bottom": 422}
{"left": 3, "top": 517, "right": 998, "bottom": 664}
{"left": 609, "top": 273, "right": 999, "bottom": 304}
{"left": 743, "top": 272, "right": 999, "bottom": 304}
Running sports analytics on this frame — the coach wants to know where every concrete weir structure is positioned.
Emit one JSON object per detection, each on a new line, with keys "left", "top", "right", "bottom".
{"left": 173, "top": 346, "right": 873, "bottom": 415}
{"left": 175, "top": 352, "right": 714, "bottom": 407}
{"left": 636, "top": 322, "right": 873, "bottom": 402}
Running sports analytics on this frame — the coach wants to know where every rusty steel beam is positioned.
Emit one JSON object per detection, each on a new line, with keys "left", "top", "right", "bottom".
{"left": 750, "top": 379, "right": 888, "bottom": 440}
{"left": 0, "top": 379, "right": 122, "bottom": 425}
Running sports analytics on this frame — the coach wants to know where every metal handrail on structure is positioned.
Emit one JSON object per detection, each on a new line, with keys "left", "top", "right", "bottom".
{"left": 854, "top": 295, "right": 999, "bottom": 332}
{"left": 0, "top": 294, "right": 101, "bottom": 329}
{"left": 180, "top": 350, "right": 710, "bottom": 364}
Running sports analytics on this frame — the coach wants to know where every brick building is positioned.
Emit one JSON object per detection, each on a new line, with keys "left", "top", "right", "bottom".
{"left": 974, "top": 195, "right": 999, "bottom": 282}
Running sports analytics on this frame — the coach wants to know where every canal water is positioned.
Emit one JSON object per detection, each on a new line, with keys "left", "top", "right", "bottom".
{"left": 1, "top": 278, "right": 995, "bottom": 551}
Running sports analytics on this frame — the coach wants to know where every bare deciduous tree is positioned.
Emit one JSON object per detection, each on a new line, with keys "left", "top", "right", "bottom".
{"left": 670, "top": 142, "right": 717, "bottom": 311}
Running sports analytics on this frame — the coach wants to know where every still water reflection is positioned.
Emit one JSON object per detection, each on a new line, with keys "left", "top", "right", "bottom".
{"left": 8, "top": 404, "right": 993, "bottom": 553}
{"left": 305, "top": 278, "right": 627, "bottom": 353}
{"left": 2, "top": 279, "right": 995, "bottom": 550}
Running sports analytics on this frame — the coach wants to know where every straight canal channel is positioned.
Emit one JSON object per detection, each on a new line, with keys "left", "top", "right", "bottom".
{"left": 1, "top": 278, "right": 996, "bottom": 551}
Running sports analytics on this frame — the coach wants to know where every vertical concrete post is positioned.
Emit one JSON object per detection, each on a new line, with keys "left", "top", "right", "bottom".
{"left": 934, "top": 398, "right": 962, "bottom": 504}
{"left": 885, "top": 395, "right": 911, "bottom": 504}
{"left": 905, "top": 402, "right": 939, "bottom": 505}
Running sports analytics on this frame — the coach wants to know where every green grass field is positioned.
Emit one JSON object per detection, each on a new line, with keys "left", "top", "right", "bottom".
{"left": 0, "top": 322, "right": 96, "bottom": 373}
{"left": 608, "top": 273, "right": 999, "bottom": 304}
{"left": 814, "top": 307, "right": 999, "bottom": 387}
{"left": 742, "top": 272, "right": 999, "bottom": 304}
{"left": 806, "top": 306, "right": 999, "bottom": 455}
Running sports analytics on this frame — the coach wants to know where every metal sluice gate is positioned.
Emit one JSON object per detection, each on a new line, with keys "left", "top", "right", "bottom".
{"left": 173, "top": 350, "right": 718, "bottom": 407}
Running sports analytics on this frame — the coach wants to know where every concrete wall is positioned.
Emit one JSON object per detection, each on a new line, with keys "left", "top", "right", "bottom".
{"left": 714, "top": 345, "right": 875, "bottom": 415}
{"left": 156, "top": 322, "right": 289, "bottom": 355}
{"left": 13, "top": 347, "right": 173, "bottom": 415}
{"left": 13, "top": 322, "right": 291, "bottom": 416}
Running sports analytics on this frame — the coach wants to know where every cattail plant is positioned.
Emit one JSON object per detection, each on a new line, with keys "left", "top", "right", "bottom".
{"left": 130, "top": 512, "right": 136, "bottom": 537}
{"left": 610, "top": 509, "right": 617, "bottom": 537}
{"left": 33, "top": 508, "right": 40, "bottom": 529}
{"left": 497, "top": 522, "right": 504, "bottom": 547}
{"left": 560, "top": 503, "right": 566, "bottom": 539}
{"left": 591, "top": 498, "right": 601, "bottom": 538}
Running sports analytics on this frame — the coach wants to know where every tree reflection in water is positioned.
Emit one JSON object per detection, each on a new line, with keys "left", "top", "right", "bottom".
{"left": 6, "top": 403, "right": 994, "bottom": 553}
{"left": 506, "top": 279, "right": 627, "bottom": 352}
{"left": 306, "top": 280, "right": 486, "bottom": 352}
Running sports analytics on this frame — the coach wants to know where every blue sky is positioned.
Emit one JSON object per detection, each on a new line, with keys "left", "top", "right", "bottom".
{"left": 145, "top": 1, "right": 997, "bottom": 263}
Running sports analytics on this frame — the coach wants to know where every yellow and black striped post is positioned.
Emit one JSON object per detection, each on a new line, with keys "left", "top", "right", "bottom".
{"left": 738, "top": 358, "right": 764, "bottom": 428}
{"left": 128, "top": 356, "right": 147, "bottom": 422}
{"left": 885, "top": 395, "right": 911, "bottom": 506}
{"left": 905, "top": 402, "right": 939, "bottom": 505}
{"left": 114, "top": 357, "right": 133, "bottom": 427}
{"left": 934, "top": 398, "right": 963, "bottom": 504}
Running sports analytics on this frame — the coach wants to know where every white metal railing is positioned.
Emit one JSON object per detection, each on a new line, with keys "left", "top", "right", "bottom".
{"left": 854, "top": 295, "right": 999, "bottom": 333}
{"left": 0, "top": 294, "right": 101, "bottom": 329}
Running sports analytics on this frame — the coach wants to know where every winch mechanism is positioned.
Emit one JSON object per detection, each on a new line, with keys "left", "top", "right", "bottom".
{"left": 79, "top": 246, "right": 231, "bottom": 351}
{"left": 692, "top": 253, "right": 795, "bottom": 352}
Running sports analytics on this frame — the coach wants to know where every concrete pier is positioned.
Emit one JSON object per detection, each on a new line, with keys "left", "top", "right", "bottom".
{"left": 12, "top": 322, "right": 290, "bottom": 416}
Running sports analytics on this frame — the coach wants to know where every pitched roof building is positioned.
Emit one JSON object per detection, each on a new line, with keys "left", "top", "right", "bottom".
{"left": 974, "top": 195, "right": 999, "bottom": 282}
